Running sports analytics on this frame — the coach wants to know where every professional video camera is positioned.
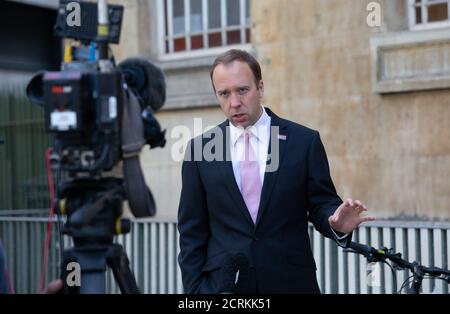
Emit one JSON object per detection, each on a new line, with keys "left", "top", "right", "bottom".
{"left": 26, "top": 0, "right": 166, "bottom": 293}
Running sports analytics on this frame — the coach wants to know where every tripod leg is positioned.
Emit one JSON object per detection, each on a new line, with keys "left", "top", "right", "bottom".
{"left": 62, "top": 247, "right": 108, "bottom": 294}
{"left": 108, "top": 244, "right": 140, "bottom": 294}
{"left": 80, "top": 272, "right": 107, "bottom": 294}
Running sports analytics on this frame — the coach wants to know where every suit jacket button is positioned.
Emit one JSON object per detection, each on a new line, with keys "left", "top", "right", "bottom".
{"left": 253, "top": 236, "right": 259, "bottom": 241}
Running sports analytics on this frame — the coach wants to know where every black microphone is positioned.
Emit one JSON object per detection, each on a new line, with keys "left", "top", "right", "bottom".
{"left": 219, "top": 253, "right": 250, "bottom": 294}
{"left": 118, "top": 58, "right": 166, "bottom": 112}
{"left": 118, "top": 58, "right": 167, "bottom": 150}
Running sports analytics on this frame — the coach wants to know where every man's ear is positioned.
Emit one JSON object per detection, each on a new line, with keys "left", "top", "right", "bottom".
{"left": 258, "top": 80, "right": 264, "bottom": 97}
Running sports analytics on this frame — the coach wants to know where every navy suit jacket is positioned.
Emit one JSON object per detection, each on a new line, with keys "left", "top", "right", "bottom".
{"left": 177, "top": 108, "right": 350, "bottom": 294}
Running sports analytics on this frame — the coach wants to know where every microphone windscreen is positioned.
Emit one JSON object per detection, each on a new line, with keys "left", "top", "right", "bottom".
{"left": 118, "top": 58, "right": 166, "bottom": 112}
{"left": 233, "top": 253, "right": 250, "bottom": 294}
{"left": 219, "top": 252, "right": 250, "bottom": 294}
{"left": 219, "top": 253, "right": 239, "bottom": 293}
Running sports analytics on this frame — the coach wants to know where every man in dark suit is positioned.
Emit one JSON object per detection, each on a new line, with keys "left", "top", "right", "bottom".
{"left": 177, "top": 49, "right": 375, "bottom": 294}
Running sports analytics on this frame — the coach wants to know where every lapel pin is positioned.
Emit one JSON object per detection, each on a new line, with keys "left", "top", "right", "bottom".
{"left": 277, "top": 134, "right": 287, "bottom": 141}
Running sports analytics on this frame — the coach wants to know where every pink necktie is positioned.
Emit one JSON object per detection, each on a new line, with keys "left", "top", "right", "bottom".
{"left": 240, "top": 131, "right": 261, "bottom": 224}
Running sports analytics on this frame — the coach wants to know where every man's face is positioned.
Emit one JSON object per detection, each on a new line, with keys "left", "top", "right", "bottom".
{"left": 212, "top": 61, "right": 264, "bottom": 128}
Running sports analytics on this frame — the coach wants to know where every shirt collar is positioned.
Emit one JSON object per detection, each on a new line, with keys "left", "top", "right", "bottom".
{"left": 229, "top": 106, "right": 271, "bottom": 146}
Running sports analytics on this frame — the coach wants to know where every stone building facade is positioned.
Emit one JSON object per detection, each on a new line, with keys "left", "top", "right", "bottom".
{"left": 6, "top": 0, "right": 450, "bottom": 220}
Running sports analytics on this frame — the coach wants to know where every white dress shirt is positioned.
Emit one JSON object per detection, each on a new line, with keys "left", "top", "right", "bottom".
{"left": 228, "top": 106, "right": 348, "bottom": 241}
{"left": 229, "top": 106, "right": 271, "bottom": 192}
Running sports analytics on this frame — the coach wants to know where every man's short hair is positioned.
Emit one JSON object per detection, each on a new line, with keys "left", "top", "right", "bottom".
{"left": 210, "top": 49, "right": 262, "bottom": 92}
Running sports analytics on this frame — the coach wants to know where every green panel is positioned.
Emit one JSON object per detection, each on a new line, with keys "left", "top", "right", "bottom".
{"left": 0, "top": 85, "right": 51, "bottom": 210}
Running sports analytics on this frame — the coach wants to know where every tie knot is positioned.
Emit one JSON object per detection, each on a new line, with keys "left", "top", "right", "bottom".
{"left": 244, "top": 130, "right": 250, "bottom": 143}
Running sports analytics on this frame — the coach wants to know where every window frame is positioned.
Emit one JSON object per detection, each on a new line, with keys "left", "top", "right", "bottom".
{"left": 408, "top": 0, "right": 450, "bottom": 30}
{"left": 157, "top": 0, "right": 251, "bottom": 61}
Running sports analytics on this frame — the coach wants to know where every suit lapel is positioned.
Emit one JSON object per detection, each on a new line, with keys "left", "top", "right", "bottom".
{"left": 255, "top": 109, "right": 288, "bottom": 227}
{"left": 214, "top": 109, "right": 288, "bottom": 228}
{"left": 216, "top": 122, "right": 255, "bottom": 226}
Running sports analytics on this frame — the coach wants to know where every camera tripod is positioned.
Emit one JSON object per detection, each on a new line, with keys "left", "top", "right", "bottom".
{"left": 57, "top": 178, "right": 140, "bottom": 294}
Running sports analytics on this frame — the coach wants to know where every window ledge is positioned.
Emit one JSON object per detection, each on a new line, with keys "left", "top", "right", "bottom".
{"left": 370, "top": 27, "right": 450, "bottom": 94}
{"left": 156, "top": 44, "right": 254, "bottom": 111}
{"left": 157, "top": 44, "right": 253, "bottom": 71}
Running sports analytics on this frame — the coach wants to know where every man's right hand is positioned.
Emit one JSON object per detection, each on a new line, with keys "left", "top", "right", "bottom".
{"left": 41, "top": 279, "right": 63, "bottom": 294}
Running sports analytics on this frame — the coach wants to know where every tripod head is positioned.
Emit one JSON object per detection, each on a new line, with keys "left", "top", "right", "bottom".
{"left": 57, "top": 178, "right": 128, "bottom": 245}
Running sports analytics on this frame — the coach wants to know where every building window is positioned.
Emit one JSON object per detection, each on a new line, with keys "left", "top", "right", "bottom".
{"left": 408, "top": 0, "right": 450, "bottom": 29}
{"left": 163, "top": 0, "right": 251, "bottom": 54}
